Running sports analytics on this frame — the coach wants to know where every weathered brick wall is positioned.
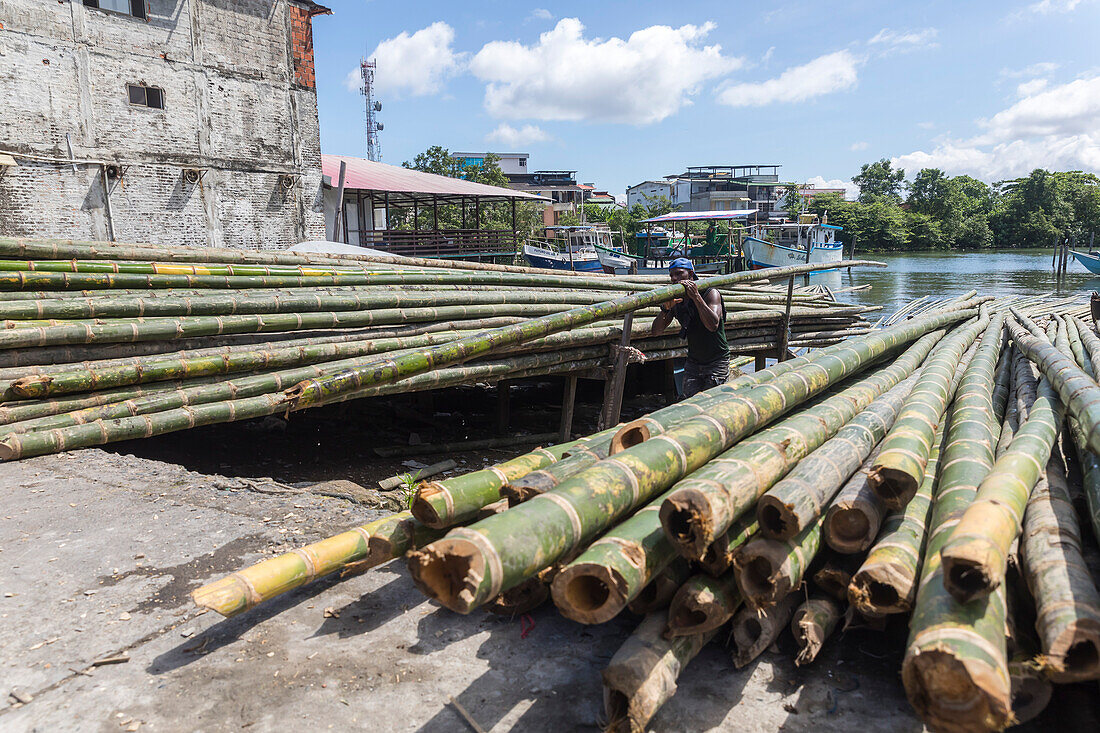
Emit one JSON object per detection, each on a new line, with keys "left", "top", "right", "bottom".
{"left": 0, "top": 0, "right": 326, "bottom": 249}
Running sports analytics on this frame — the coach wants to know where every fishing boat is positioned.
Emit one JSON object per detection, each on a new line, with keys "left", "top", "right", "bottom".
{"left": 594, "top": 242, "right": 725, "bottom": 276}
{"left": 742, "top": 215, "right": 843, "bottom": 271}
{"left": 1070, "top": 250, "right": 1100, "bottom": 275}
{"left": 523, "top": 226, "right": 607, "bottom": 272}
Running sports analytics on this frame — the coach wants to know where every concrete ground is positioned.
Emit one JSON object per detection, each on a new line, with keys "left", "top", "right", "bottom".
{"left": 2, "top": 447, "right": 1099, "bottom": 733}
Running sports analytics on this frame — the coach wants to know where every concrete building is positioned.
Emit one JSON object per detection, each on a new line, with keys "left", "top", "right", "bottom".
{"left": 453, "top": 152, "right": 529, "bottom": 176}
{"left": 625, "top": 180, "right": 672, "bottom": 209}
{"left": 0, "top": 0, "right": 330, "bottom": 250}
{"left": 676, "top": 165, "right": 782, "bottom": 213}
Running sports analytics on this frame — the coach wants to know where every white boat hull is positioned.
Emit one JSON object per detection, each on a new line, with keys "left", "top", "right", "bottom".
{"left": 742, "top": 237, "right": 843, "bottom": 271}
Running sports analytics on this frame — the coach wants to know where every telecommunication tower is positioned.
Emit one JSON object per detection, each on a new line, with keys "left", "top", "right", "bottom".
{"left": 361, "top": 58, "right": 383, "bottom": 161}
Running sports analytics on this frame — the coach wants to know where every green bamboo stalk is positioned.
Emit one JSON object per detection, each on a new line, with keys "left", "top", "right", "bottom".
{"left": 411, "top": 429, "right": 616, "bottom": 529}
{"left": 849, "top": 422, "right": 946, "bottom": 615}
{"left": 0, "top": 303, "right": 584, "bottom": 350}
{"left": 500, "top": 434, "right": 616, "bottom": 505}
{"left": 869, "top": 311, "right": 991, "bottom": 509}
{"left": 822, "top": 447, "right": 887, "bottom": 554}
{"left": 1006, "top": 311, "right": 1100, "bottom": 455}
{"left": 1020, "top": 446, "right": 1100, "bottom": 681}
{"left": 0, "top": 346, "right": 615, "bottom": 459}
{"left": 660, "top": 331, "right": 945, "bottom": 561}
{"left": 624, "top": 559, "right": 691, "bottom": 616}
{"left": 665, "top": 571, "right": 741, "bottom": 637}
{"left": 698, "top": 513, "right": 758, "bottom": 577}
{"left": 735, "top": 513, "right": 824, "bottom": 611}
{"left": 405, "top": 308, "right": 968, "bottom": 615}
{"left": 902, "top": 308, "right": 1013, "bottom": 733}
{"left": 792, "top": 596, "right": 844, "bottom": 666}
{"left": 0, "top": 258, "right": 368, "bottom": 276}
{"left": 0, "top": 288, "right": 621, "bottom": 320}
{"left": 601, "top": 611, "right": 717, "bottom": 733}
{"left": 730, "top": 591, "right": 801, "bottom": 668}
{"left": 940, "top": 337, "right": 1064, "bottom": 604}
{"left": 757, "top": 376, "right": 916, "bottom": 540}
{"left": 283, "top": 260, "right": 885, "bottom": 411}
{"left": 1070, "top": 314, "right": 1100, "bottom": 378}
{"left": 191, "top": 511, "right": 420, "bottom": 618}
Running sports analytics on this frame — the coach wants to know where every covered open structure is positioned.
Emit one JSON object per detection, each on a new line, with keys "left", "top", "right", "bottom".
{"left": 322, "top": 154, "right": 549, "bottom": 261}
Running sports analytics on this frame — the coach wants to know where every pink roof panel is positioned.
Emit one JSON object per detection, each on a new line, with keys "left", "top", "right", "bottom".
{"left": 322, "top": 154, "right": 547, "bottom": 201}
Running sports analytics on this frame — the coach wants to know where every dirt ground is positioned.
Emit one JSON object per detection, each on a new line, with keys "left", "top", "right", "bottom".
{"left": 2, "top": 381, "right": 1099, "bottom": 732}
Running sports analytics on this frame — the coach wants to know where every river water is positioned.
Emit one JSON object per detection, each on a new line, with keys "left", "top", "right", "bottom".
{"left": 810, "top": 249, "right": 1098, "bottom": 321}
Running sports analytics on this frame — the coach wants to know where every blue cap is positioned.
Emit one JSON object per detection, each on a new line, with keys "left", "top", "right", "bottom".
{"left": 669, "top": 257, "right": 694, "bottom": 272}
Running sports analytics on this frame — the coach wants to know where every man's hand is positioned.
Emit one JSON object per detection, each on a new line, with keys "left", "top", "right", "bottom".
{"left": 681, "top": 280, "right": 704, "bottom": 304}
{"left": 660, "top": 297, "right": 683, "bottom": 312}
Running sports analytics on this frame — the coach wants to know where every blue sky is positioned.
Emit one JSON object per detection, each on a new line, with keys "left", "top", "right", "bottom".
{"left": 312, "top": 1, "right": 1100, "bottom": 198}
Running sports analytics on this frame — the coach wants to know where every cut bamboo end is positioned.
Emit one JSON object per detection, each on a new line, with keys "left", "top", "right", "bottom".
{"left": 792, "top": 597, "right": 842, "bottom": 666}
{"left": 659, "top": 489, "right": 715, "bottom": 561}
{"left": 190, "top": 575, "right": 253, "bottom": 618}
{"left": 734, "top": 541, "right": 793, "bottom": 611}
{"left": 10, "top": 374, "right": 51, "bottom": 399}
{"left": 868, "top": 464, "right": 920, "bottom": 510}
{"left": 666, "top": 582, "right": 739, "bottom": 637}
{"left": 756, "top": 494, "right": 800, "bottom": 541}
{"left": 406, "top": 537, "right": 485, "bottom": 615}
{"left": 848, "top": 563, "right": 913, "bottom": 615}
{"left": 902, "top": 647, "right": 1013, "bottom": 733}
{"left": 627, "top": 561, "right": 689, "bottom": 617}
{"left": 1042, "top": 619, "right": 1100, "bottom": 682}
{"left": 410, "top": 482, "right": 446, "bottom": 528}
{"left": 1008, "top": 664, "right": 1052, "bottom": 725}
{"left": 824, "top": 505, "right": 878, "bottom": 553}
{"left": 500, "top": 474, "right": 553, "bottom": 506}
{"left": 610, "top": 419, "right": 652, "bottom": 455}
{"left": 550, "top": 563, "right": 630, "bottom": 624}
{"left": 941, "top": 547, "right": 999, "bottom": 605}
{"left": 731, "top": 593, "right": 799, "bottom": 668}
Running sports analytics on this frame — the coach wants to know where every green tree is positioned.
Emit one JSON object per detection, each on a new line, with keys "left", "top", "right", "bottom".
{"left": 853, "top": 159, "right": 905, "bottom": 204}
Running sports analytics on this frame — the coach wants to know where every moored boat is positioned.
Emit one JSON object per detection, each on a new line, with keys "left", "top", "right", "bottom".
{"left": 742, "top": 215, "right": 843, "bottom": 271}
{"left": 523, "top": 226, "right": 606, "bottom": 272}
{"left": 1070, "top": 250, "right": 1100, "bottom": 275}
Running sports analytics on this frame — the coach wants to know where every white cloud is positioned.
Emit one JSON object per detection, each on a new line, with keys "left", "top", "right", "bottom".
{"left": 485, "top": 123, "right": 552, "bottom": 147}
{"left": 867, "top": 27, "right": 938, "bottom": 53}
{"left": 469, "top": 18, "right": 741, "bottom": 124}
{"left": 805, "top": 176, "right": 859, "bottom": 200}
{"left": 1026, "top": 0, "right": 1086, "bottom": 14}
{"left": 351, "top": 22, "right": 462, "bottom": 97}
{"left": 716, "top": 50, "right": 859, "bottom": 107}
{"left": 1000, "top": 61, "right": 1060, "bottom": 79}
{"left": 849, "top": 141, "right": 869, "bottom": 151}
{"left": 1016, "top": 78, "right": 1049, "bottom": 96}
{"left": 893, "top": 74, "right": 1100, "bottom": 179}
{"left": 761, "top": 46, "right": 775, "bottom": 64}
{"left": 529, "top": 8, "right": 553, "bottom": 21}
{"left": 917, "top": 121, "right": 936, "bottom": 129}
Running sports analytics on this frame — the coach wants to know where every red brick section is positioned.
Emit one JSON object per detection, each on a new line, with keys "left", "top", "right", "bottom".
{"left": 289, "top": 4, "right": 317, "bottom": 89}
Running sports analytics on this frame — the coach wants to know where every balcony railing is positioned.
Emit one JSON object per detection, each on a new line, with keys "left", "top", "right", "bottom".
{"left": 355, "top": 229, "right": 519, "bottom": 261}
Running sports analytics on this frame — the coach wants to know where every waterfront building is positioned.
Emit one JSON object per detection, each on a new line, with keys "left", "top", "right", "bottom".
{"left": 0, "top": 0, "right": 331, "bottom": 249}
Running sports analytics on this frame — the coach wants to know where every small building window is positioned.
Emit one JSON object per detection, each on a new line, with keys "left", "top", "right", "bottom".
{"left": 127, "top": 84, "right": 164, "bottom": 109}
{"left": 84, "top": 0, "right": 147, "bottom": 21}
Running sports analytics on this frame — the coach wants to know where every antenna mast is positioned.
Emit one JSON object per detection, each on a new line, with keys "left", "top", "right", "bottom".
{"left": 361, "top": 58, "right": 382, "bottom": 161}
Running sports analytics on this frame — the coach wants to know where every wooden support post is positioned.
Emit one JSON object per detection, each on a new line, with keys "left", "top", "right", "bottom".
{"left": 755, "top": 354, "right": 767, "bottom": 371}
{"left": 559, "top": 375, "right": 578, "bottom": 443}
{"left": 332, "top": 160, "right": 347, "bottom": 242}
{"left": 599, "top": 312, "right": 635, "bottom": 429}
{"left": 776, "top": 275, "right": 795, "bottom": 362}
{"left": 511, "top": 198, "right": 518, "bottom": 260}
{"left": 496, "top": 379, "right": 512, "bottom": 433}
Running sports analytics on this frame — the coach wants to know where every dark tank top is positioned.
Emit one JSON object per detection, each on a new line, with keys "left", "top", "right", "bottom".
{"left": 672, "top": 297, "right": 729, "bottom": 364}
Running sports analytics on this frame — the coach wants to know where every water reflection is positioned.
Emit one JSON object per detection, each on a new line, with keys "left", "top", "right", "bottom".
{"left": 806, "top": 250, "right": 1097, "bottom": 319}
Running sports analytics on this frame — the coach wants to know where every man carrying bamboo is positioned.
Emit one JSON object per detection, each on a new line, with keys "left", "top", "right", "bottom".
{"left": 651, "top": 258, "right": 729, "bottom": 397}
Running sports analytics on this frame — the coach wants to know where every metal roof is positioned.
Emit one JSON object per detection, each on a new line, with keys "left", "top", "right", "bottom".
{"left": 322, "top": 154, "right": 549, "bottom": 205}
{"left": 642, "top": 209, "right": 759, "bottom": 223}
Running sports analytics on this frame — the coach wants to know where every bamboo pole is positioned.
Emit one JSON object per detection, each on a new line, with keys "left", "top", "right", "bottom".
{"left": 665, "top": 571, "right": 741, "bottom": 637}
{"left": 901, "top": 308, "right": 1012, "bottom": 733}
{"left": 792, "top": 596, "right": 843, "bottom": 666}
{"left": 698, "top": 513, "right": 758, "bottom": 577}
{"left": 756, "top": 376, "right": 916, "bottom": 540}
{"left": 624, "top": 559, "right": 691, "bottom": 616}
{"left": 869, "top": 312, "right": 991, "bottom": 509}
{"left": 602, "top": 612, "right": 717, "bottom": 733}
{"left": 660, "top": 330, "right": 945, "bottom": 561}
{"left": 731, "top": 593, "right": 800, "bottom": 668}
{"left": 735, "top": 514, "right": 824, "bottom": 611}
{"left": 406, "top": 309, "right": 970, "bottom": 615}
{"left": 849, "top": 422, "right": 946, "bottom": 615}
{"left": 822, "top": 447, "right": 888, "bottom": 554}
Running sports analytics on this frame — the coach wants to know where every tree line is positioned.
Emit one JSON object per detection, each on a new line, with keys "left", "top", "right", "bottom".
{"left": 806, "top": 160, "right": 1100, "bottom": 251}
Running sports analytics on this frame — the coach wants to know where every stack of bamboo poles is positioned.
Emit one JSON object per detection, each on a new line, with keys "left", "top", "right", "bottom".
{"left": 0, "top": 237, "right": 882, "bottom": 461}
{"left": 192, "top": 290, "right": 1100, "bottom": 731}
